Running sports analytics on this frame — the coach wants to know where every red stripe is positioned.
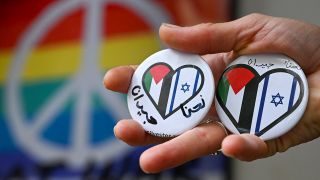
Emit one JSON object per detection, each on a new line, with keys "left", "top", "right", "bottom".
{"left": 0, "top": 0, "right": 231, "bottom": 49}
{"left": 0, "top": 0, "right": 54, "bottom": 48}
{"left": 0, "top": 1, "right": 153, "bottom": 49}
{"left": 103, "top": 4, "right": 151, "bottom": 37}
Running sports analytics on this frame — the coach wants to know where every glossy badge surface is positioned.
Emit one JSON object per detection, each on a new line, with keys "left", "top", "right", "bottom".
{"left": 215, "top": 54, "right": 308, "bottom": 140}
{"left": 128, "top": 49, "right": 214, "bottom": 137}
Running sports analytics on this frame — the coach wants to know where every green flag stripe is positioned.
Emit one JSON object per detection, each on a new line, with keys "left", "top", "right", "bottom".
{"left": 144, "top": 71, "right": 153, "bottom": 92}
{"left": 218, "top": 75, "right": 230, "bottom": 105}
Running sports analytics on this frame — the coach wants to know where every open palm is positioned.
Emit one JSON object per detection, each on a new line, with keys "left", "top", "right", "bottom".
{"left": 104, "top": 14, "right": 320, "bottom": 173}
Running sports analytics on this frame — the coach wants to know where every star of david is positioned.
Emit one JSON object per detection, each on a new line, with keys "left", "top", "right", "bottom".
{"left": 271, "top": 93, "right": 284, "bottom": 107}
{"left": 181, "top": 83, "right": 190, "bottom": 93}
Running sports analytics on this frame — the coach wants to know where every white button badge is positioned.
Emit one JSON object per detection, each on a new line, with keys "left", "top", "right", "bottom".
{"left": 215, "top": 54, "right": 308, "bottom": 140}
{"left": 127, "top": 49, "right": 214, "bottom": 137}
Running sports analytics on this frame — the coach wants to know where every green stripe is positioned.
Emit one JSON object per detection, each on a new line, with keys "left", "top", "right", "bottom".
{"left": 218, "top": 75, "right": 230, "bottom": 105}
{"left": 21, "top": 78, "right": 67, "bottom": 120}
{"left": 143, "top": 71, "right": 152, "bottom": 92}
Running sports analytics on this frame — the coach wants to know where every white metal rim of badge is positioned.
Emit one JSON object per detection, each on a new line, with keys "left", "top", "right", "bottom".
{"left": 127, "top": 49, "right": 214, "bottom": 137}
{"left": 215, "top": 54, "right": 308, "bottom": 140}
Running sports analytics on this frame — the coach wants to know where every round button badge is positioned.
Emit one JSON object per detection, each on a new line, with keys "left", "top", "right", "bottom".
{"left": 215, "top": 54, "right": 308, "bottom": 140}
{"left": 127, "top": 49, "right": 214, "bottom": 137}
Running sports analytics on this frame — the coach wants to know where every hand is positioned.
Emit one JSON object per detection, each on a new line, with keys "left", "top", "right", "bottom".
{"left": 103, "top": 13, "right": 320, "bottom": 173}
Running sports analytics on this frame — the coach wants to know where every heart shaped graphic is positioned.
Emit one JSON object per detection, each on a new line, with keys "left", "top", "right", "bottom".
{"left": 216, "top": 64, "right": 304, "bottom": 136}
{"left": 142, "top": 62, "right": 204, "bottom": 119}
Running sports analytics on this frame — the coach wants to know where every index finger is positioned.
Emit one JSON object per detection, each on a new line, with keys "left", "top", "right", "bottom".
{"left": 140, "top": 122, "right": 227, "bottom": 173}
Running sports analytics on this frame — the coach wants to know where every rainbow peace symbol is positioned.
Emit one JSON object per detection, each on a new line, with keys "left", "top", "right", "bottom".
{"left": 5, "top": 0, "right": 170, "bottom": 167}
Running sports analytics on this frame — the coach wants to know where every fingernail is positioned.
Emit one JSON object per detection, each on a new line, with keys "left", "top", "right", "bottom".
{"left": 161, "top": 23, "right": 180, "bottom": 28}
{"left": 103, "top": 72, "right": 109, "bottom": 87}
{"left": 221, "top": 140, "right": 235, "bottom": 158}
{"left": 113, "top": 125, "right": 118, "bottom": 138}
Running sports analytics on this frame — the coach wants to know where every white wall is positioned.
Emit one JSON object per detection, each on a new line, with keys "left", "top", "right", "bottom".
{"left": 234, "top": 1, "right": 320, "bottom": 180}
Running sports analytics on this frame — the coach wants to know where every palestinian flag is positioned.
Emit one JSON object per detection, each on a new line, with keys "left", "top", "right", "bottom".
{"left": 143, "top": 63, "right": 203, "bottom": 118}
{"left": 143, "top": 63, "right": 173, "bottom": 107}
{"left": 217, "top": 67, "right": 256, "bottom": 124}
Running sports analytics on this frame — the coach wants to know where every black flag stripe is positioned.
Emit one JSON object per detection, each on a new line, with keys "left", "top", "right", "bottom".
{"left": 237, "top": 77, "right": 259, "bottom": 133}
{"left": 157, "top": 71, "right": 174, "bottom": 117}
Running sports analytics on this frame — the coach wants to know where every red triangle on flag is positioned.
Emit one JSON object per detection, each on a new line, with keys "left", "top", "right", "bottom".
{"left": 150, "top": 64, "right": 171, "bottom": 84}
{"left": 226, "top": 67, "right": 255, "bottom": 94}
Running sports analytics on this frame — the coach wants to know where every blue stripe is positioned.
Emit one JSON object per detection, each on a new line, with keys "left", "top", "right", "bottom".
{"left": 288, "top": 77, "right": 297, "bottom": 110}
{"left": 169, "top": 70, "right": 181, "bottom": 112}
{"left": 255, "top": 75, "right": 269, "bottom": 133}
{"left": 193, "top": 70, "right": 200, "bottom": 95}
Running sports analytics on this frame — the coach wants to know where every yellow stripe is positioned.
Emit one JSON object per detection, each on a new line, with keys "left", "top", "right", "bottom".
{"left": 0, "top": 52, "right": 11, "bottom": 82}
{"left": 0, "top": 32, "right": 160, "bottom": 83}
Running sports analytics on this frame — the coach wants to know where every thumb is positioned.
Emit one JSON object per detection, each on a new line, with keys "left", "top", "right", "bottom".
{"left": 159, "top": 13, "right": 270, "bottom": 55}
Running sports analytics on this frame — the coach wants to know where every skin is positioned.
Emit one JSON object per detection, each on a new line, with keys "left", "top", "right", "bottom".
{"left": 103, "top": 13, "right": 320, "bottom": 173}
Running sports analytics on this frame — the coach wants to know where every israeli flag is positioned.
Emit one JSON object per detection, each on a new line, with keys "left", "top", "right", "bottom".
{"left": 165, "top": 67, "right": 202, "bottom": 115}
{"left": 251, "top": 72, "right": 300, "bottom": 133}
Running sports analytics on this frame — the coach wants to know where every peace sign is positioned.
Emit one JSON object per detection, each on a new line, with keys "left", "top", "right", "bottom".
{"left": 5, "top": 0, "right": 169, "bottom": 167}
